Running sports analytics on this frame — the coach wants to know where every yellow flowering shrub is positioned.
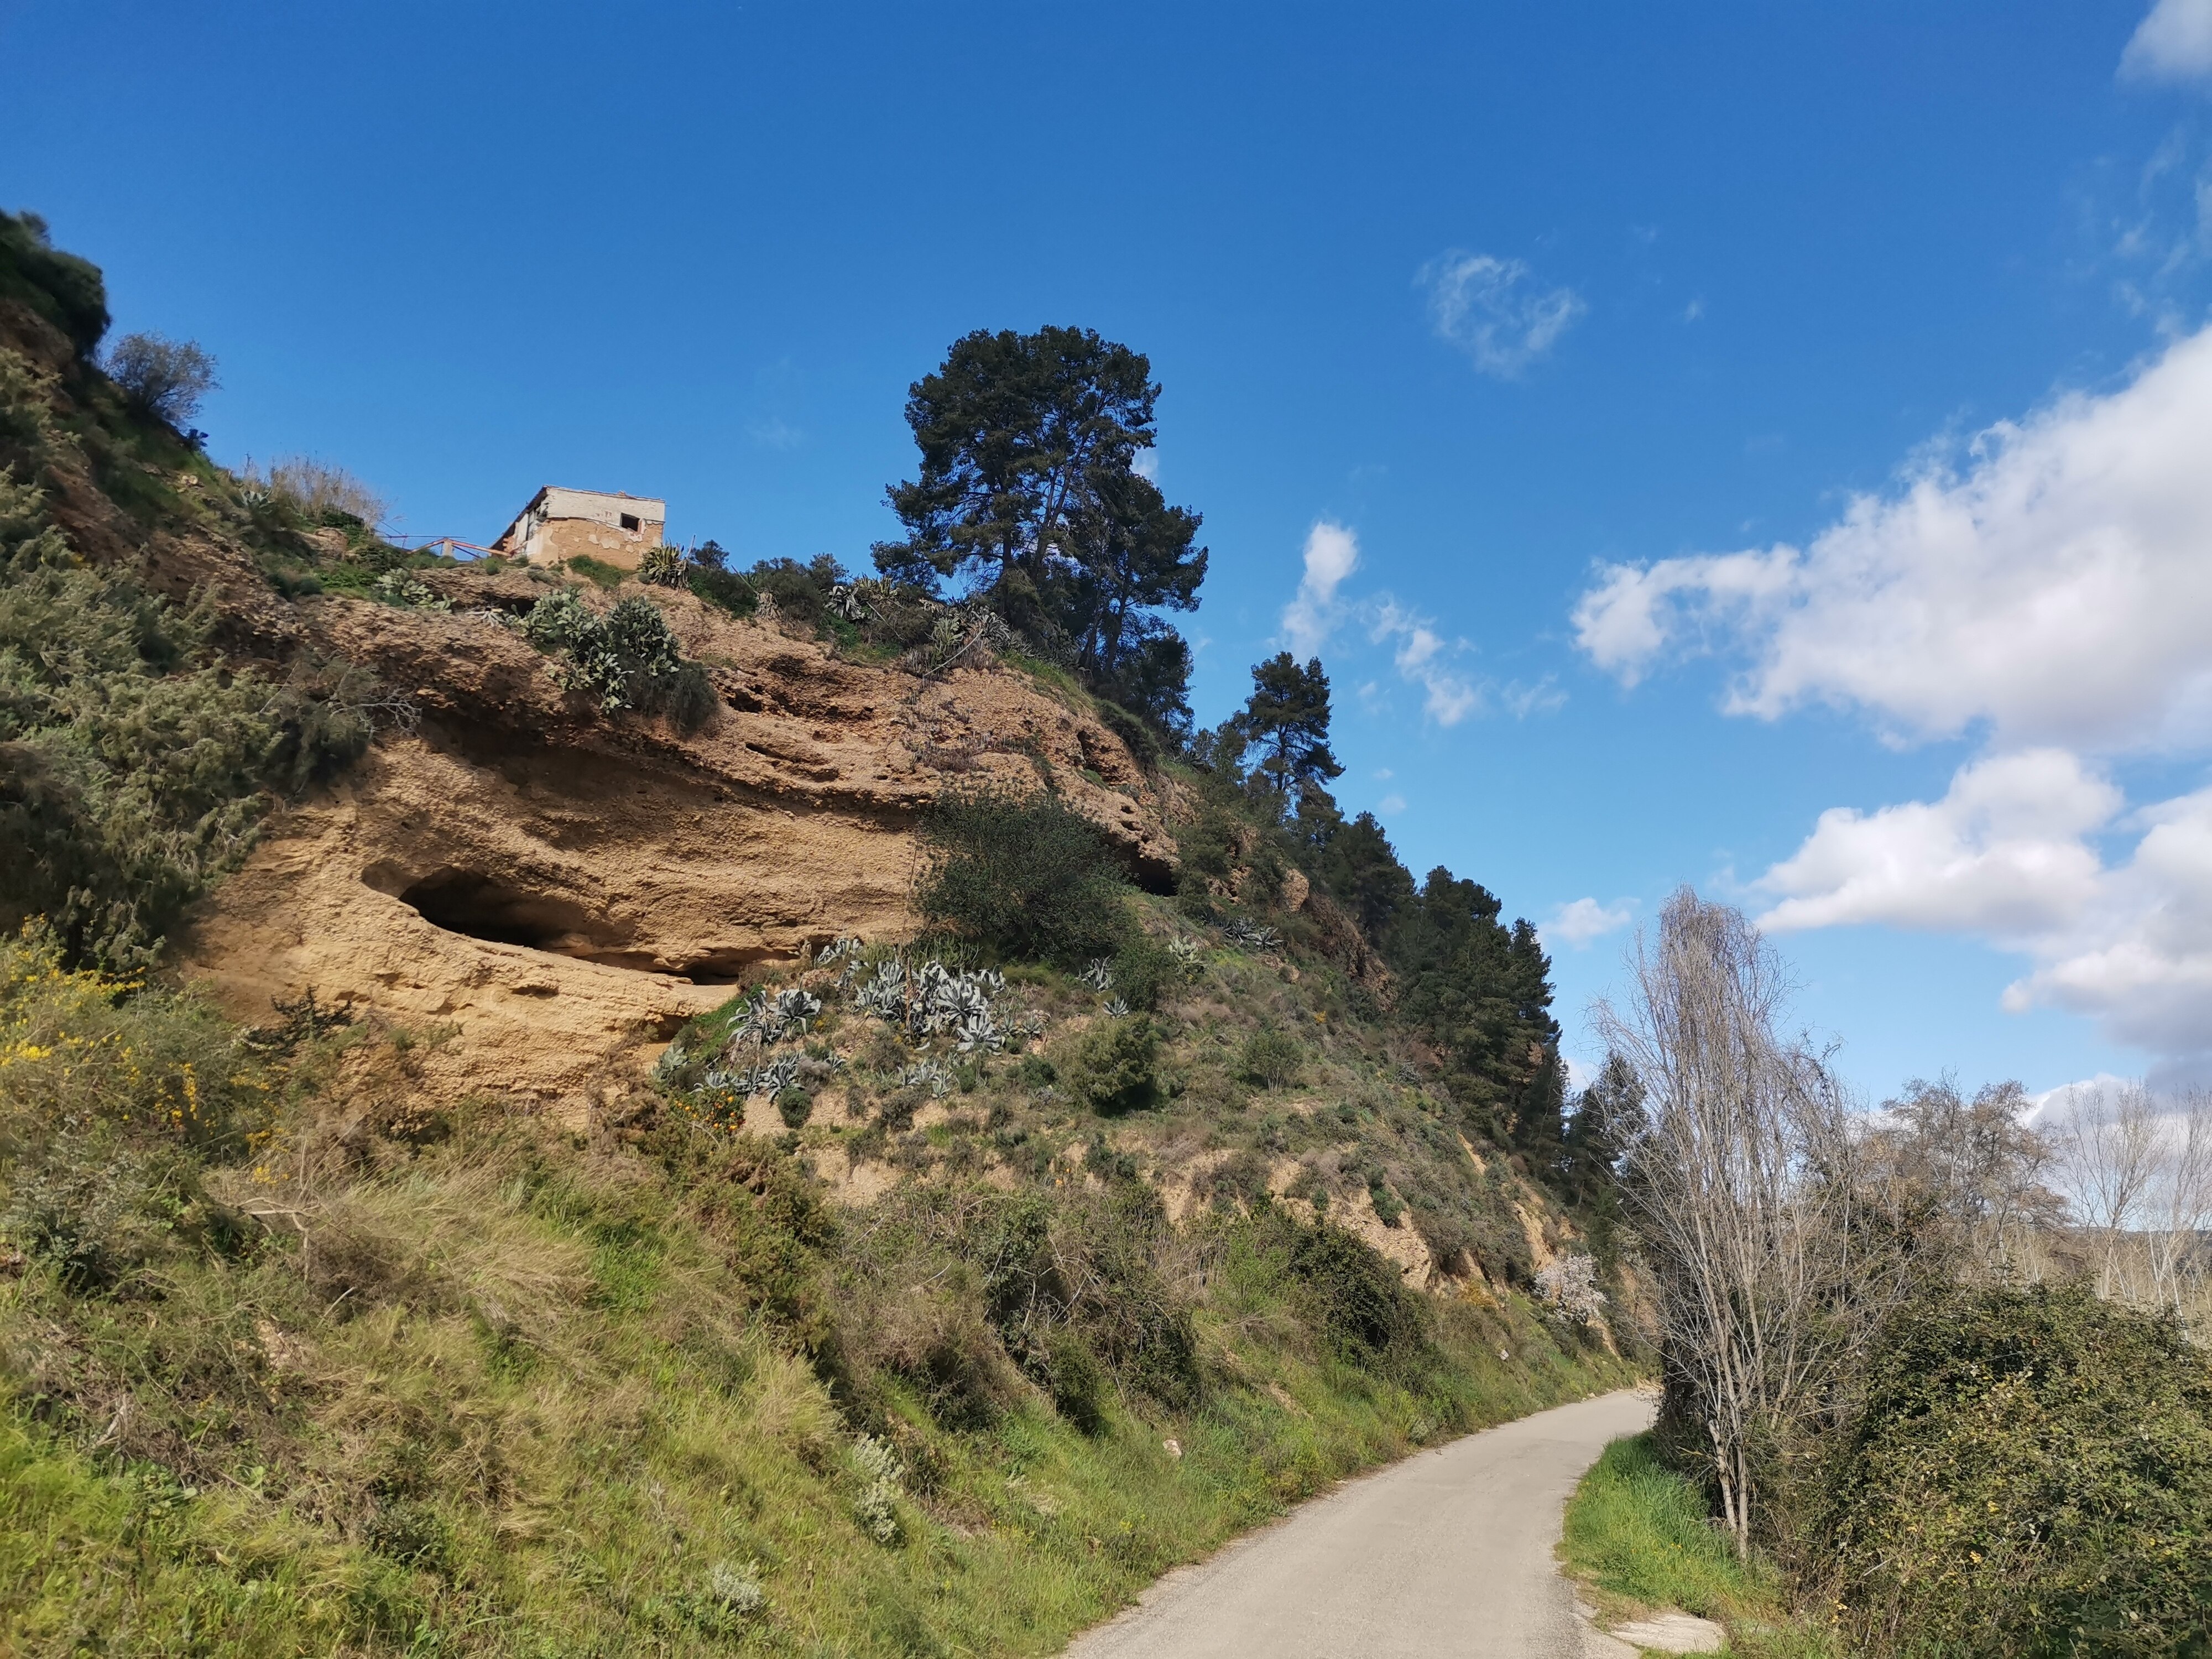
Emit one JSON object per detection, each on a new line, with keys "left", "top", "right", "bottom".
{"left": 0, "top": 924, "right": 269, "bottom": 1159}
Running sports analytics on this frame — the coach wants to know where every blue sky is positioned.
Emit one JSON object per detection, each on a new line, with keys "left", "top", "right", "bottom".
{"left": 11, "top": 1, "right": 2212, "bottom": 1100}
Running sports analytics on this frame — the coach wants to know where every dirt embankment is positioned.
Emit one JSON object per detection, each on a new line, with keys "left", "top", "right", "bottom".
{"left": 172, "top": 563, "right": 1179, "bottom": 1114}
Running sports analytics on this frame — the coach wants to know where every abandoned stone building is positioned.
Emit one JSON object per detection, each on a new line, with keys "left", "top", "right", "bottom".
{"left": 492, "top": 486, "right": 666, "bottom": 570}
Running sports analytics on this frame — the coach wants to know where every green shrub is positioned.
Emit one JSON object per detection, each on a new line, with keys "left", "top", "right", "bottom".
{"left": 1266, "top": 1213, "right": 1427, "bottom": 1368}
{"left": 1109, "top": 934, "right": 1178, "bottom": 1011}
{"left": 0, "top": 456, "right": 393, "bottom": 969}
{"left": 520, "top": 590, "right": 717, "bottom": 731}
{"left": 0, "top": 211, "right": 109, "bottom": 357}
{"left": 1092, "top": 700, "right": 1161, "bottom": 769}
{"left": 1817, "top": 1284, "right": 2212, "bottom": 1658}
{"left": 1063, "top": 1015, "right": 1159, "bottom": 1115}
{"left": 686, "top": 563, "right": 758, "bottom": 619}
{"left": 565, "top": 554, "right": 627, "bottom": 588}
{"left": 1040, "top": 1329, "right": 1110, "bottom": 1433}
{"left": 1239, "top": 1027, "right": 1304, "bottom": 1091}
{"left": 914, "top": 782, "right": 1130, "bottom": 966}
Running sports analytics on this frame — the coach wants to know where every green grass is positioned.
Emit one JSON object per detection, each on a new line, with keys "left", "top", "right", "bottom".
{"left": 566, "top": 554, "right": 629, "bottom": 588}
{"left": 2, "top": 1120, "right": 1623, "bottom": 1657}
{"left": 1, "top": 925, "right": 1631, "bottom": 1659}
{"left": 1561, "top": 1434, "right": 1843, "bottom": 1658}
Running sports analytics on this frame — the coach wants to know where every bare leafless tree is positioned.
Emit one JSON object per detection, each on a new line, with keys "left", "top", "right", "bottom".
{"left": 1594, "top": 888, "right": 1887, "bottom": 1558}
{"left": 2049, "top": 1081, "right": 2212, "bottom": 1324}
{"left": 2145, "top": 1089, "right": 2212, "bottom": 1322}
{"left": 1866, "top": 1078, "right": 2064, "bottom": 1284}
{"left": 2049, "top": 1080, "right": 2162, "bottom": 1302}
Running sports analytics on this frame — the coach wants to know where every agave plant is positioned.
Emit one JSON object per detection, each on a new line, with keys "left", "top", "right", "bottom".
{"left": 1168, "top": 937, "right": 1204, "bottom": 978}
{"left": 722, "top": 985, "right": 823, "bottom": 1052}
{"left": 853, "top": 959, "right": 909, "bottom": 1022}
{"left": 371, "top": 570, "right": 450, "bottom": 611}
{"left": 901, "top": 1057, "right": 957, "bottom": 1099}
{"left": 1222, "top": 919, "right": 1282, "bottom": 952}
{"left": 828, "top": 582, "right": 871, "bottom": 622}
{"left": 1078, "top": 959, "right": 1114, "bottom": 993}
{"left": 851, "top": 956, "right": 1022, "bottom": 1051}
{"left": 639, "top": 545, "right": 687, "bottom": 587}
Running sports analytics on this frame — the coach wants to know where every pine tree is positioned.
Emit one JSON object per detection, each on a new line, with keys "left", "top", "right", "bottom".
{"left": 1238, "top": 653, "right": 1343, "bottom": 812}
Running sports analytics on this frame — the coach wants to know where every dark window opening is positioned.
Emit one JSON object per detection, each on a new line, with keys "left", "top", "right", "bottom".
{"left": 619, "top": 513, "right": 641, "bottom": 532}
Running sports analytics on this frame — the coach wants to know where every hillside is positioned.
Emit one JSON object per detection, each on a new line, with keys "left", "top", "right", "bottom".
{"left": 0, "top": 214, "right": 1635, "bottom": 1657}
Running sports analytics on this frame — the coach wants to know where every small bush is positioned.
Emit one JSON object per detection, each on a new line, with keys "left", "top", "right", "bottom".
{"left": 686, "top": 564, "right": 758, "bottom": 619}
{"left": 1, "top": 464, "right": 389, "bottom": 968}
{"left": 1041, "top": 1329, "right": 1111, "bottom": 1432}
{"left": 521, "top": 590, "right": 717, "bottom": 731}
{"left": 1109, "top": 935, "right": 1178, "bottom": 1011}
{"left": 103, "top": 332, "right": 217, "bottom": 430}
{"left": 0, "top": 927, "right": 272, "bottom": 1160}
{"left": 1062, "top": 1015, "right": 1159, "bottom": 1115}
{"left": 1239, "top": 1027, "right": 1304, "bottom": 1091}
{"left": 566, "top": 554, "right": 627, "bottom": 589}
{"left": 1275, "top": 1214, "right": 1427, "bottom": 1368}
{"left": 238, "top": 454, "right": 386, "bottom": 527}
{"left": 914, "top": 783, "right": 1130, "bottom": 966}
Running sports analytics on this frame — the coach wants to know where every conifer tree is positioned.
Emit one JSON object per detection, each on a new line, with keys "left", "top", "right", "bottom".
{"left": 1237, "top": 653, "right": 1343, "bottom": 811}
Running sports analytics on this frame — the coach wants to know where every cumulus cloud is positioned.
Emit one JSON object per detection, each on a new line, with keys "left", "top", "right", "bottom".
{"left": 1575, "top": 325, "right": 2212, "bottom": 1073}
{"left": 1417, "top": 251, "right": 1587, "bottom": 378}
{"left": 1543, "top": 898, "right": 1634, "bottom": 949}
{"left": 2121, "top": 0, "right": 2212, "bottom": 82}
{"left": 2002, "top": 784, "right": 2212, "bottom": 1063}
{"left": 1754, "top": 760, "right": 2212, "bottom": 1073}
{"left": 1281, "top": 520, "right": 1360, "bottom": 656}
{"left": 1756, "top": 751, "right": 2122, "bottom": 940}
{"left": 1572, "top": 325, "right": 2212, "bottom": 752}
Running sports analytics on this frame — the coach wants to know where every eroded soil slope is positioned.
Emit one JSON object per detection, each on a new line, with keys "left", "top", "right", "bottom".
{"left": 175, "top": 563, "right": 1177, "bottom": 1110}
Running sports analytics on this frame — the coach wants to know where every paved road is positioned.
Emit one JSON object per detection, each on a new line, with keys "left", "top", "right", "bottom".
{"left": 1063, "top": 1390, "right": 1656, "bottom": 1659}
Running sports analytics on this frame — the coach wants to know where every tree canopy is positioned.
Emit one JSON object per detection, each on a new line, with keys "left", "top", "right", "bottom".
{"left": 874, "top": 325, "right": 1207, "bottom": 740}
{"left": 1237, "top": 653, "right": 1343, "bottom": 810}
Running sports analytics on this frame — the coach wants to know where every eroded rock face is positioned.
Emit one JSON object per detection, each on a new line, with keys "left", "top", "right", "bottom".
{"left": 175, "top": 567, "right": 1179, "bottom": 1108}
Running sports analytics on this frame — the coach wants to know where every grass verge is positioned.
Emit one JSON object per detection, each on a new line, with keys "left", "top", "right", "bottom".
{"left": 1559, "top": 1433, "right": 1842, "bottom": 1658}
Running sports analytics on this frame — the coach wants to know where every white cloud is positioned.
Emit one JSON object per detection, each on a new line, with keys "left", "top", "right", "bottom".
{"left": 2122, "top": 0, "right": 2212, "bottom": 82}
{"left": 1754, "top": 759, "right": 2212, "bottom": 1072}
{"left": 1756, "top": 750, "right": 2122, "bottom": 940}
{"left": 1131, "top": 448, "right": 1160, "bottom": 481}
{"left": 1370, "top": 599, "right": 1480, "bottom": 725}
{"left": 1574, "top": 324, "right": 2212, "bottom": 1074}
{"left": 1379, "top": 793, "right": 1408, "bottom": 814}
{"left": 2002, "top": 784, "right": 2212, "bottom": 1062}
{"left": 1282, "top": 524, "right": 1563, "bottom": 729}
{"left": 1573, "top": 325, "right": 2212, "bottom": 753}
{"left": 1501, "top": 676, "right": 1568, "bottom": 719}
{"left": 1417, "top": 251, "right": 1587, "bottom": 378}
{"left": 1543, "top": 898, "right": 1634, "bottom": 949}
{"left": 1281, "top": 519, "right": 1360, "bottom": 656}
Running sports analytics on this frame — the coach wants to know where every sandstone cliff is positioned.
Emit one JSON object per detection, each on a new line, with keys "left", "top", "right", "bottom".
{"left": 168, "top": 563, "right": 1179, "bottom": 1112}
